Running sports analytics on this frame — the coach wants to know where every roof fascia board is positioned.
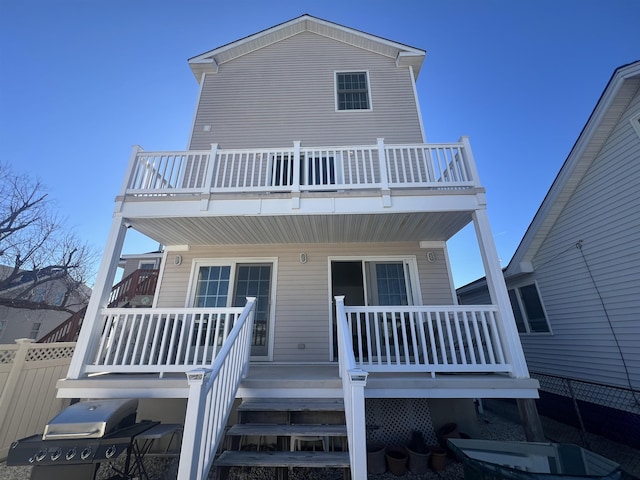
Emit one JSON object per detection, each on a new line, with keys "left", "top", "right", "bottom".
{"left": 505, "top": 61, "right": 640, "bottom": 276}
{"left": 188, "top": 15, "right": 425, "bottom": 80}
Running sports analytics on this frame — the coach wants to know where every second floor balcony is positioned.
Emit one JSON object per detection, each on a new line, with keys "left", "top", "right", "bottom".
{"left": 115, "top": 137, "right": 484, "bottom": 247}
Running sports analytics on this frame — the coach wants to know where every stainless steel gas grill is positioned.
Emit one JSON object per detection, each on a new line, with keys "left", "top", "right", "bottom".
{"left": 7, "top": 398, "right": 175, "bottom": 480}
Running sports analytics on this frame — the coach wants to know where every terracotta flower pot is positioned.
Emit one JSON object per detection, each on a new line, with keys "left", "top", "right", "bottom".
{"left": 406, "top": 446, "right": 431, "bottom": 474}
{"left": 367, "top": 443, "right": 386, "bottom": 474}
{"left": 429, "top": 445, "right": 447, "bottom": 471}
{"left": 385, "top": 446, "right": 408, "bottom": 476}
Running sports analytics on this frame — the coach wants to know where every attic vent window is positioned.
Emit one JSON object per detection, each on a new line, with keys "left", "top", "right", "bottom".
{"left": 336, "top": 72, "right": 371, "bottom": 111}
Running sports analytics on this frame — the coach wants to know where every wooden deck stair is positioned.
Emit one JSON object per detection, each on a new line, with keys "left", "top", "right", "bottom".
{"left": 215, "top": 398, "right": 350, "bottom": 478}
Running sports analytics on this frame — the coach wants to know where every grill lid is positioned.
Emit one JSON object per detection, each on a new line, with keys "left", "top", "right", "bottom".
{"left": 42, "top": 399, "right": 138, "bottom": 440}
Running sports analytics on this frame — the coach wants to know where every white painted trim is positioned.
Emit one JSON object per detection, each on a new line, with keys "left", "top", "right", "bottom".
{"left": 165, "top": 245, "right": 190, "bottom": 252}
{"left": 419, "top": 241, "right": 446, "bottom": 249}
{"left": 409, "top": 66, "right": 427, "bottom": 143}
{"left": 334, "top": 70, "right": 373, "bottom": 112}
{"left": 442, "top": 243, "right": 458, "bottom": 305}
{"left": 152, "top": 251, "right": 168, "bottom": 308}
{"left": 188, "top": 15, "right": 425, "bottom": 66}
{"left": 185, "top": 257, "right": 278, "bottom": 361}
{"left": 187, "top": 72, "right": 208, "bottom": 148}
{"left": 507, "top": 280, "right": 553, "bottom": 336}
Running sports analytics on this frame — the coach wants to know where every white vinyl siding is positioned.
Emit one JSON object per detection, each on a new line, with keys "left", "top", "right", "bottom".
{"left": 190, "top": 31, "right": 422, "bottom": 149}
{"left": 157, "top": 242, "right": 454, "bottom": 362}
{"left": 520, "top": 90, "right": 640, "bottom": 389}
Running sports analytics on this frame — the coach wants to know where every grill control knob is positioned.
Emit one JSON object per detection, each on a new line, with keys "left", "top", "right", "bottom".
{"left": 35, "top": 449, "right": 48, "bottom": 462}
{"left": 105, "top": 444, "right": 117, "bottom": 459}
{"left": 10, "top": 441, "right": 19, "bottom": 449}
{"left": 66, "top": 448, "right": 76, "bottom": 460}
{"left": 51, "top": 448, "right": 62, "bottom": 461}
{"left": 28, "top": 456, "right": 35, "bottom": 464}
{"left": 80, "top": 447, "right": 92, "bottom": 460}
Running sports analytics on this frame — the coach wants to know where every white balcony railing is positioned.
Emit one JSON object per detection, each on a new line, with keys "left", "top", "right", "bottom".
{"left": 85, "top": 307, "right": 245, "bottom": 376}
{"left": 124, "top": 139, "right": 478, "bottom": 198}
{"left": 342, "top": 305, "right": 512, "bottom": 377}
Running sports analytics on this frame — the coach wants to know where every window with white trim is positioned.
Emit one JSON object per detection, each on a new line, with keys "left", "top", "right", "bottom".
{"left": 335, "top": 72, "right": 371, "bottom": 110}
{"left": 190, "top": 260, "right": 274, "bottom": 357}
{"left": 508, "top": 283, "right": 550, "bottom": 333}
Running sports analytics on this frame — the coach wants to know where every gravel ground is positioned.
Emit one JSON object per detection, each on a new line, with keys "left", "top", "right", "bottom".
{"left": 2, "top": 405, "right": 638, "bottom": 480}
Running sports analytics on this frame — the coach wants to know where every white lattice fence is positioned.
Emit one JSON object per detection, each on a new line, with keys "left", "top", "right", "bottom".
{"left": 0, "top": 339, "right": 75, "bottom": 460}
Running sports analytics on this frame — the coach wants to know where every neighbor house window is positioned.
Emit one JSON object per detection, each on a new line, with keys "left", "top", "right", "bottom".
{"left": 631, "top": 112, "right": 640, "bottom": 138}
{"left": 508, "top": 283, "right": 550, "bottom": 333}
{"left": 30, "top": 322, "right": 41, "bottom": 339}
{"left": 336, "top": 72, "right": 371, "bottom": 110}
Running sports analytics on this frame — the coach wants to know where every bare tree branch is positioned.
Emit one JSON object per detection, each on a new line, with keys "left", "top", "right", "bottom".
{"left": 0, "top": 163, "right": 97, "bottom": 314}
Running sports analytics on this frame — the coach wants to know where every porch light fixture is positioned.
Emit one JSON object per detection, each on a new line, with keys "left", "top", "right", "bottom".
{"left": 299, "top": 253, "right": 308, "bottom": 264}
{"left": 426, "top": 251, "right": 436, "bottom": 263}
{"left": 174, "top": 255, "right": 182, "bottom": 266}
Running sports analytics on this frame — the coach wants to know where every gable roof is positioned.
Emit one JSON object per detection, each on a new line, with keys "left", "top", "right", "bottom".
{"left": 506, "top": 60, "right": 640, "bottom": 277}
{"left": 188, "top": 14, "right": 426, "bottom": 82}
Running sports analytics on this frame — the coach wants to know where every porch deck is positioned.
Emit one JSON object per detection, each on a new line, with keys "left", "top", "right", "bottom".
{"left": 56, "top": 363, "right": 539, "bottom": 400}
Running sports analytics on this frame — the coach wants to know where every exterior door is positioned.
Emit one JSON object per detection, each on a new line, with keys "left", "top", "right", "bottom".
{"left": 330, "top": 258, "right": 417, "bottom": 360}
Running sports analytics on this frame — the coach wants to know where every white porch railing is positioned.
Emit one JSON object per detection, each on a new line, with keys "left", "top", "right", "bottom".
{"left": 342, "top": 305, "right": 512, "bottom": 377}
{"left": 85, "top": 307, "right": 245, "bottom": 375}
{"left": 335, "top": 297, "right": 368, "bottom": 480}
{"left": 178, "top": 297, "right": 256, "bottom": 480}
{"left": 124, "top": 139, "right": 478, "bottom": 197}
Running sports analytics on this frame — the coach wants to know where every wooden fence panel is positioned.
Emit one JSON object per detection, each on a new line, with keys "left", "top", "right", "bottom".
{"left": 0, "top": 339, "right": 75, "bottom": 460}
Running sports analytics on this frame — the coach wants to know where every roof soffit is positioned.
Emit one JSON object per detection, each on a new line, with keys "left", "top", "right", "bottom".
{"left": 506, "top": 61, "right": 640, "bottom": 276}
{"left": 188, "top": 15, "right": 425, "bottom": 81}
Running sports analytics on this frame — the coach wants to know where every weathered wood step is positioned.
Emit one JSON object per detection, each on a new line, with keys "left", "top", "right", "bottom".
{"left": 238, "top": 398, "right": 344, "bottom": 412}
{"left": 216, "top": 450, "right": 350, "bottom": 468}
{"left": 227, "top": 423, "right": 347, "bottom": 437}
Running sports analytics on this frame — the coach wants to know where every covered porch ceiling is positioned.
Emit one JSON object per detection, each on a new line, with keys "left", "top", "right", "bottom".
{"left": 127, "top": 211, "right": 473, "bottom": 247}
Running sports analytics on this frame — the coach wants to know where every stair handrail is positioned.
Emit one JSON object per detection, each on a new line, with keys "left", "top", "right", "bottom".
{"left": 37, "top": 305, "right": 87, "bottom": 343}
{"left": 108, "top": 268, "right": 159, "bottom": 306}
{"left": 178, "top": 297, "right": 256, "bottom": 480}
{"left": 335, "top": 296, "right": 369, "bottom": 480}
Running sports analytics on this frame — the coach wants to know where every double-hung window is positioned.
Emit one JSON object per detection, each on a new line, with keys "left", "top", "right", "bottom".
{"left": 335, "top": 72, "right": 371, "bottom": 111}
{"left": 508, "top": 283, "right": 550, "bottom": 333}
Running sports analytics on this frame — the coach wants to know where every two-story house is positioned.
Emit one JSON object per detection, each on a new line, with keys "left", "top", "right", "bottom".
{"left": 57, "top": 16, "right": 538, "bottom": 479}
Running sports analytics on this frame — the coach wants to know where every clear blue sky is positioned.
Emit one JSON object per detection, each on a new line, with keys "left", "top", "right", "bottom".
{"left": 1, "top": 1, "right": 638, "bottom": 287}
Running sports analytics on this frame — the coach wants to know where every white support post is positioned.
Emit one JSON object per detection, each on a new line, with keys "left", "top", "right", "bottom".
{"left": 67, "top": 215, "right": 128, "bottom": 379}
{"left": 292, "top": 141, "right": 301, "bottom": 209}
{"left": 459, "top": 136, "right": 482, "bottom": 187}
{"left": 115, "top": 145, "right": 143, "bottom": 212}
{"left": 376, "top": 138, "right": 391, "bottom": 207}
{"left": 201, "top": 143, "right": 218, "bottom": 211}
{"left": 178, "top": 369, "right": 210, "bottom": 480}
{"left": 472, "top": 207, "right": 529, "bottom": 378}
{"left": 347, "top": 369, "right": 369, "bottom": 480}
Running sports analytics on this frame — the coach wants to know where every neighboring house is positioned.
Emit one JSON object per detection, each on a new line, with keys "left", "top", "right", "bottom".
{"left": 0, "top": 265, "right": 90, "bottom": 343}
{"left": 458, "top": 61, "right": 640, "bottom": 448}
{"left": 37, "top": 252, "right": 162, "bottom": 343}
{"left": 57, "top": 16, "right": 538, "bottom": 479}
